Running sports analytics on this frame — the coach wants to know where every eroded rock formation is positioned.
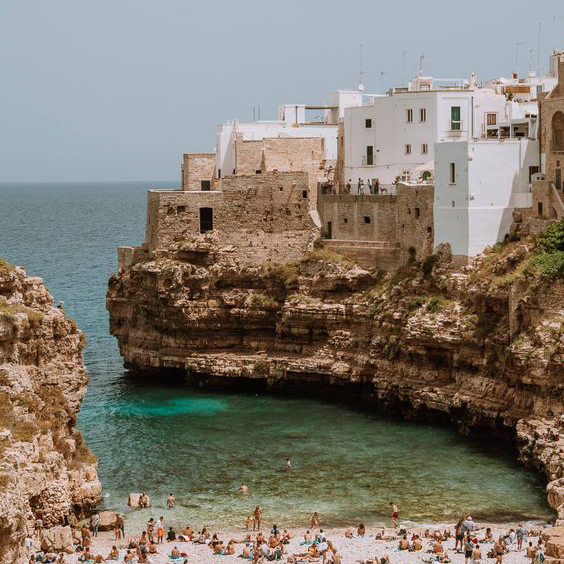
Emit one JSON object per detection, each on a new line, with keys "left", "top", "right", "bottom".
{"left": 0, "top": 262, "right": 101, "bottom": 564}
{"left": 107, "top": 233, "right": 563, "bottom": 520}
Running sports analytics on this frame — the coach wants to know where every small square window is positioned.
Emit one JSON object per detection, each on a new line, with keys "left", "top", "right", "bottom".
{"left": 415, "top": 207, "right": 420, "bottom": 219}
{"left": 201, "top": 180, "right": 211, "bottom": 191}
{"left": 302, "top": 190, "right": 308, "bottom": 199}
{"left": 255, "top": 169, "right": 262, "bottom": 174}
{"left": 365, "top": 118, "right": 372, "bottom": 128}
{"left": 364, "top": 216, "right": 371, "bottom": 224}
{"left": 344, "top": 218, "right": 348, "bottom": 224}
{"left": 177, "top": 206, "right": 186, "bottom": 213}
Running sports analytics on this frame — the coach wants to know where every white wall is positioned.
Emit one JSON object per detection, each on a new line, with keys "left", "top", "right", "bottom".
{"left": 434, "top": 139, "right": 538, "bottom": 257}
{"left": 344, "top": 88, "right": 508, "bottom": 186}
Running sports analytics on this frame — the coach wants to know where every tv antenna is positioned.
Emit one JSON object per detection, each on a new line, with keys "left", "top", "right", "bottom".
{"left": 401, "top": 51, "right": 407, "bottom": 85}
{"left": 380, "top": 70, "right": 389, "bottom": 94}
{"left": 419, "top": 53, "right": 425, "bottom": 76}
{"left": 358, "top": 43, "right": 365, "bottom": 91}
{"left": 514, "top": 41, "right": 526, "bottom": 72}
{"left": 537, "top": 22, "right": 542, "bottom": 76}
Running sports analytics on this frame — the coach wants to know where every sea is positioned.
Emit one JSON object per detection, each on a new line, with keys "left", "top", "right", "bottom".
{"left": 0, "top": 182, "right": 553, "bottom": 531}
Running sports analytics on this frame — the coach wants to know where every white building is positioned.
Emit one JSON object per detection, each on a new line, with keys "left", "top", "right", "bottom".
{"left": 433, "top": 138, "right": 538, "bottom": 259}
{"left": 343, "top": 75, "right": 514, "bottom": 188}
{"left": 215, "top": 90, "right": 364, "bottom": 178}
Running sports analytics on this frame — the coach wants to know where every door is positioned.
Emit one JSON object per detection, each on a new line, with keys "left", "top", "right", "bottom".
{"left": 199, "top": 207, "right": 213, "bottom": 233}
{"left": 326, "top": 221, "right": 332, "bottom": 239}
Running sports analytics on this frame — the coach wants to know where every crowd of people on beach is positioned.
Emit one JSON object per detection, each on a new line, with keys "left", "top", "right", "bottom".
{"left": 28, "top": 495, "right": 550, "bottom": 564}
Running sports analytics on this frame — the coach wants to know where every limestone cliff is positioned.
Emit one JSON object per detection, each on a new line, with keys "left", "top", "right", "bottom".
{"left": 0, "top": 261, "right": 101, "bottom": 564}
{"left": 107, "top": 226, "right": 563, "bottom": 521}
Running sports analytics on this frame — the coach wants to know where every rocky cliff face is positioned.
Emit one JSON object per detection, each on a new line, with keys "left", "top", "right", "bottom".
{"left": 107, "top": 230, "right": 563, "bottom": 520}
{"left": 0, "top": 261, "right": 101, "bottom": 564}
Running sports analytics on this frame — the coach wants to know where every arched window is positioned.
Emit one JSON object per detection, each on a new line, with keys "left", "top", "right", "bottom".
{"left": 552, "top": 111, "right": 564, "bottom": 151}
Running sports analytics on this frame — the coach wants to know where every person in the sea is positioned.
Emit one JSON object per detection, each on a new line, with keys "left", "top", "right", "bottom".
{"left": 389, "top": 502, "right": 399, "bottom": 527}
{"left": 166, "top": 492, "right": 176, "bottom": 508}
{"left": 240, "top": 483, "right": 249, "bottom": 494}
{"left": 286, "top": 457, "right": 292, "bottom": 469}
{"left": 253, "top": 506, "right": 262, "bottom": 530}
{"left": 310, "top": 511, "right": 320, "bottom": 529}
{"left": 139, "top": 492, "right": 149, "bottom": 508}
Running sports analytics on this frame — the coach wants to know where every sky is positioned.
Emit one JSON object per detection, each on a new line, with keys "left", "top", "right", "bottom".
{"left": 0, "top": 0, "right": 563, "bottom": 182}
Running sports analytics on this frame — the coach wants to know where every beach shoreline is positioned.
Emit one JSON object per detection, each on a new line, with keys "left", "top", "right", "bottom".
{"left": 56, "top": 518, "right": 554, "bottom": 564}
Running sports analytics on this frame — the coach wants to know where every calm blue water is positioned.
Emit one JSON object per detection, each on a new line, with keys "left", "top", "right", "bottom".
{"left": 0, "top": 182, "right": 553, "bottom": 530}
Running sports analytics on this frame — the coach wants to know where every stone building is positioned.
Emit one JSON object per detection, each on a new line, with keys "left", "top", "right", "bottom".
{"left": 181, "top": 153, "right": 216, "bottom": 191}
{"left": 528, "top": 55, "right": 564, "bottom": 228}
{"left": 119, "top": 171, "right": 319, "bottom": 269}
{"left": 318, "top": 182, "right": 434, "bottom": 270}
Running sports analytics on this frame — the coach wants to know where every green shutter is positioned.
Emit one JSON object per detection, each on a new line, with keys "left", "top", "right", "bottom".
{"left": 451, "top": 106, "right": 460, "bottom": 121}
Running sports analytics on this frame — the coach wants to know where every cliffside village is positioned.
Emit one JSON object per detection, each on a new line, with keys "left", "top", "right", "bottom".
{"left": 119, "top": 51, "right": 564, "bottom": 272}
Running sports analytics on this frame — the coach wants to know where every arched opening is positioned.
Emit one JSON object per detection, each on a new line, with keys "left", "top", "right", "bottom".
{"left": 552, "top": 111, "right": 564, "bottom": 152}
{"left": 199, "top": 207, "right": 213, "bottom": 233}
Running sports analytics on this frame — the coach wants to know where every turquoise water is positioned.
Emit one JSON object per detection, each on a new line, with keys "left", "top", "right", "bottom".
{"left": 0, "top": 182, "right": 553, "bottom": 530}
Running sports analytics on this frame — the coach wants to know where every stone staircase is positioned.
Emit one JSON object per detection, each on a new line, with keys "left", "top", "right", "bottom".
{"left": 324, "top": 239, "right": 401, "bottom": 271}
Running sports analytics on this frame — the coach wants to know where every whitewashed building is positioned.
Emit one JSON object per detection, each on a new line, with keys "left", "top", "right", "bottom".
{"left": 433, "top": 138, "right": 538, "bottom": 260}
{"left": 215, "top": 90, "right": 364, "bottom": 178}
{"left": 343, "top": 76, "right": 512, "bottom": 188}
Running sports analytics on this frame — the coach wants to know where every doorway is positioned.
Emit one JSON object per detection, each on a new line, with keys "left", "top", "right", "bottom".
{"left": 199, "top": 207, "right": 213, "bottom": 233}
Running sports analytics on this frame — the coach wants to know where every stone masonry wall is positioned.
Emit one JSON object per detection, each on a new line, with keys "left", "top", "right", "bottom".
{"left": 145, "top": 171, "right": 319, "bottom": 265}
{"left": 317, "top": 194, "right": 398, "bottom": 241}
{"left": 396, "top": 183, "right": 434, "bottom": 261}
{"left": 182, "top": 153, "right": 216, "bottom": 191}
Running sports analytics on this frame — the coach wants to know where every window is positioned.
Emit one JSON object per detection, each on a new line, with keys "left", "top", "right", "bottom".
{"left": 365, "top": 118, "right": 372, "bottom": 129}
{"left": 420, "top": 108, "right": 427, "bottom": 122}
{"left": 255, "top": 169, "right": 262, "bottom": 174}
{"left": 486, "top": 112, "right": 497, "bottom": 126}
{"left": 199, "top": 207, "right": 213, "bottom": 233}
{"left": 302, "top": 190, "right": 308, "bottom": 199}
{"left": 451, "top": 106, "right": 461, "bottom": 131}
{"left": 538, "top": 202, "right": 543, "bottom": 216}
{"left": 218, "top": 169, "right": 221, "bottom": 178}
{"left": 449, "top": 162, "right": 456, "bottom": 184}
{"left": 201, "top": 180, "right": 211, "bottom": 191}
{"left": 366, "top": 145, "right": 374, "bottom": 165}
{"left": 405, "top": 144, "right": 412, "bottom": 155}
{"left": 415, "top": 207, "right": 420, "bottom": 219}
{"left": 177, "top": 206, "right": 186, "bottom": 213}
{"left": 343, "top": 217, "right": 348, "bottom": 224}
{"left": 421, "top": 143, "right": 428, "bottom": 155}
{"left": 406, "top": 109, "right": 413, "bottom": 123}
{"left": 363, "top": 216, "right": 371, "bottom": 224}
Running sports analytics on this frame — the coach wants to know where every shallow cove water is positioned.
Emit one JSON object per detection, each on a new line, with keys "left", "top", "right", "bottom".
{"left": 0, "top": 182, "right": 553, "bottom": 530}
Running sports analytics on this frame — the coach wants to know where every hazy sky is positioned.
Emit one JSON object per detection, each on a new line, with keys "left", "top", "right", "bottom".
{"left": 1, "top": 0, "right": 563, "bottom": 182}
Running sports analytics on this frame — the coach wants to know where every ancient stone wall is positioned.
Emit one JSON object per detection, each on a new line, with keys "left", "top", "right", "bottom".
{"left": 396, "top": 183, "right": 434, "bottom": 261}
{"left": 145, "top": 172, "right": 319, "bottom": 265}
{"left": 317, "top": 194, "right": 398, "bottom": 242}
{"left": 182, "top": 153, "right": 216, "bottom": 191}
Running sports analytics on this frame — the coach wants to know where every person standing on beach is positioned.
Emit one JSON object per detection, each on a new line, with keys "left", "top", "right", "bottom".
{"left": 157, "top": 516, "right": 165, "bottom": 544}
{"left": 286, "top": 457, "right": 292, "bottom": 469}
{"left": 455, "top": 518, "right": 464, "bottom": 552}
{"left": 389, "top": 502, "right": 399, "bottom": 527}
{"left": 166, "top": 493, "right": 176, "bottom": 508}
{"left": 253, "top": 506, "right": 262, "bottom": 531}
{"left": 310, "top": 512, "right": 320, "bottom": 530}
{"left": 147, "top": 518, "right": 155, "bottom": 543}
{"left": 494, "top": 536, "right": 505, "bottom": 564}
{"left": 517, "top": 524, "right": 528, "bottom": 551}
{"left": 90, "top": 512, "right": 100, "bottom": 537}
{"left": 464, "top": 534, "right": 474, "bottom": 564}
